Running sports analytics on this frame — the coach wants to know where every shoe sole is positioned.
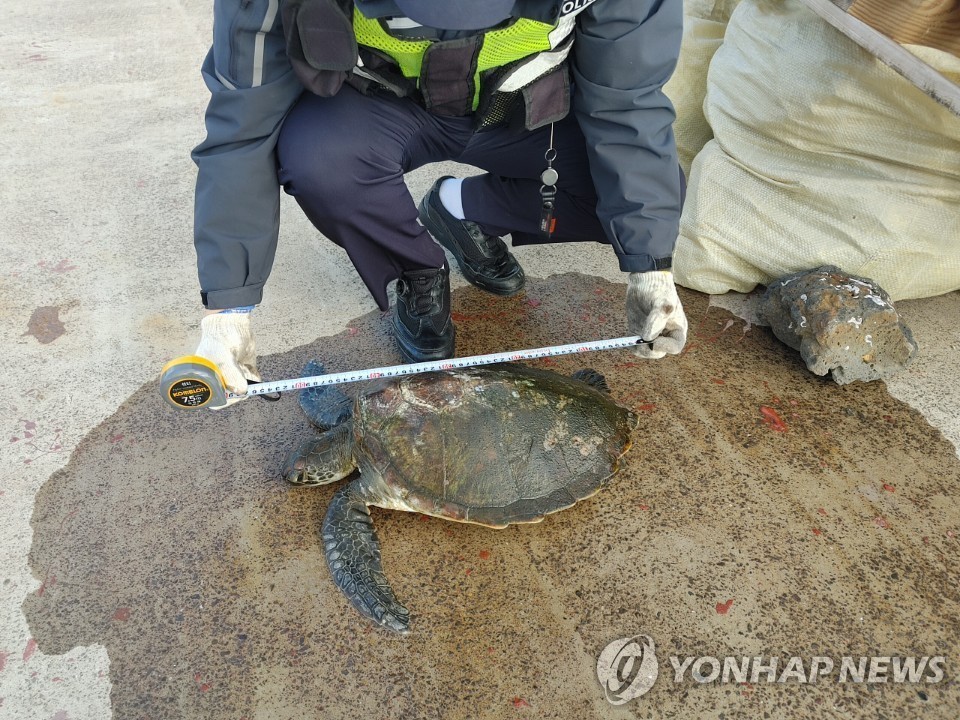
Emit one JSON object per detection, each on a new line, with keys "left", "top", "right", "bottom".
{"left": 419, "top": 196, "right": 525, "bottom": 298}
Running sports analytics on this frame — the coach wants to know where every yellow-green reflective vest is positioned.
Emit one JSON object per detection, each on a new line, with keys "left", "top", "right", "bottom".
{"left": 350, "top": 6, "right": 585, "bottom": 128}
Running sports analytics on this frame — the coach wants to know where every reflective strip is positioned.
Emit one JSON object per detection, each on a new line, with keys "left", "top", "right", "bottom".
{"left": 548, "top": 13, "right": 578, "bottom": 47}
{"left": 497, "top": 16, "right": 576, "bottom": 92}
{"left": 385, "top": 17, "right": 423, "bottom": 30}
{"left": 215, "top": 69, "right": 237, "bottom": 90}
{"left": 251, "top": 0, "right": 279, "bottom": 88}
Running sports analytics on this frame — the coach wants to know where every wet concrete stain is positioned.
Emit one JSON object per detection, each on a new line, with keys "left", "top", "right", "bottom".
{"left": 23, "top": 274, "right": 960, "bottom": 718}
{"left": 24, "top": 305, "right": 66, "bottom": 344}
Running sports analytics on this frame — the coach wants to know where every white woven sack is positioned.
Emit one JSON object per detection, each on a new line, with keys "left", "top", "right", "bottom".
{"left": 674, "top": 0, "right": 960, "bottom": 301}
{"left": 664, "top": 0, "right": 743, "bottom": 175}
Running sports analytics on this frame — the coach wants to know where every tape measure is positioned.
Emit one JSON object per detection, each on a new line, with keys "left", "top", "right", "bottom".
{"left": 160, "top": 355, "right": 232, "bottom": 409}
{"left": 160, "top": 336, "right": 651, "bottom": 410}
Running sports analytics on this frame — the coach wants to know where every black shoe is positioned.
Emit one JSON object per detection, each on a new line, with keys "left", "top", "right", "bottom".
{"left": 392, "top": 267, "right": 455, "bottom": 363}
{"left": 418, "top": 176, "right": 525, "bottom": 296}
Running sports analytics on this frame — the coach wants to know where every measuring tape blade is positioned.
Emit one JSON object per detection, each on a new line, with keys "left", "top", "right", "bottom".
{"left": 236, "top": 335, "right": 648, "bottom": 400}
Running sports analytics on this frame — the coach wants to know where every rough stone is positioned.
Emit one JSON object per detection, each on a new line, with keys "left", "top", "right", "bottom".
{"left": 760, "top": 265, "right": 919, "bottom": 384}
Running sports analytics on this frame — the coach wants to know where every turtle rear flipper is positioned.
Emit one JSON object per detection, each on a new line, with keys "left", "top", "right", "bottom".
{"left": 322, "top": 482, "right": 411, "bottom": 634}
{"left": 571, "top": 368, "right": 610, "bottom": 394}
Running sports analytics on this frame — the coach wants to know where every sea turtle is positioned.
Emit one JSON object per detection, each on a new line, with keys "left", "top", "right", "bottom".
{"left": 283, "top": 361, "right": 638, "bottom": 634}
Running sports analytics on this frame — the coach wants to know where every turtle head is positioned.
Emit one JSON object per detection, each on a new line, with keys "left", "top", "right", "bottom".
{"left": 283, "top": 421, "right": 358, "bottom": 486}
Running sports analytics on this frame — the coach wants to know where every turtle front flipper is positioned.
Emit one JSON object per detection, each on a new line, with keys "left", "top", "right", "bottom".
{"left": 322, "top": 481, "right": 411, "bottom": 634}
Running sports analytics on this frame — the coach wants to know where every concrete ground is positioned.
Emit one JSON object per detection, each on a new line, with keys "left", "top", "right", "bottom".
{"left": 2, "top": 1, "right": 958, "bottom": 718}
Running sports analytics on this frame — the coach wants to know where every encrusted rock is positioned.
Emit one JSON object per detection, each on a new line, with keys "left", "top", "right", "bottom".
{"left": 760, "top": 266, "right": 918, "bottom": 384}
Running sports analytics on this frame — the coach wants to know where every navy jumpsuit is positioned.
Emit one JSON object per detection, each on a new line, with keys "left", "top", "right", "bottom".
{"left": 192, "top": 0, "right": 683, "bottom": 311}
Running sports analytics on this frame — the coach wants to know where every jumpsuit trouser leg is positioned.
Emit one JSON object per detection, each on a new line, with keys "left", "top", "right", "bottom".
{"left": 277, "top": 84, "right": 633, "bottom": 310}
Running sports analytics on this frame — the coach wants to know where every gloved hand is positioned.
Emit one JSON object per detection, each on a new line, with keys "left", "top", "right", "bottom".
{"left": 626, "top": 270, "right": 688, "bottom": 359}
{"left": 195, "top": 310, "right": 261, "bottom": 404}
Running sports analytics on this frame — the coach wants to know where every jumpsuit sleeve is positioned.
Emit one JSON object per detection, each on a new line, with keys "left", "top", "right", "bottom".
{"left": 192, "top": 0, "right": 305, "bottom": 309}
{"left": 571, "top": 0, "right": 683, "bottom": 273}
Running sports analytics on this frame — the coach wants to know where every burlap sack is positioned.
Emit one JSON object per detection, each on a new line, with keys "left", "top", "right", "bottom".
{"left": 664, "top": 0, "right": 743, "bottom": 176}
{"left": 673, "top": 0, "right": 960, "bottom": 300}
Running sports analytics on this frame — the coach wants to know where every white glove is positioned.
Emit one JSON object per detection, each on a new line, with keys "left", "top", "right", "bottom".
{"left": 626, "top": 270, "right": 688, "bottom": 359}
{"left": 195, "top": 311, "right": 261, "bottom": 403}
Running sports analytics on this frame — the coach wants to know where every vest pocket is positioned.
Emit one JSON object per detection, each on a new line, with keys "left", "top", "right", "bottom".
{"left": 420, "top": 37, "right": 483, "bottom": 116}
{"left": 521, "top": 64, "right": 571, "bottom": 130}
{"left": 281, "top": 0, "right": 357, "bottom": 96}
